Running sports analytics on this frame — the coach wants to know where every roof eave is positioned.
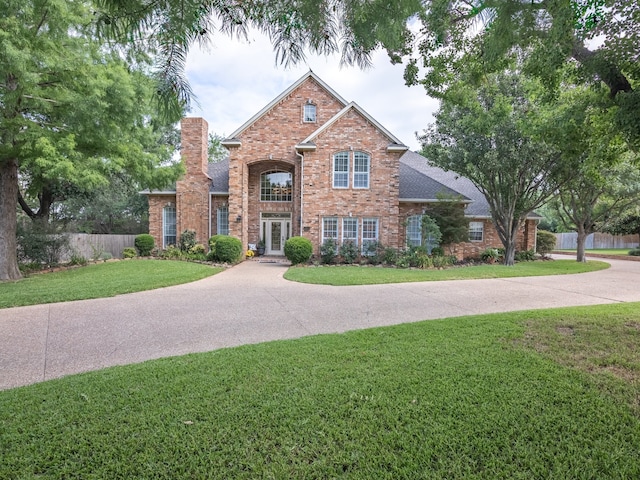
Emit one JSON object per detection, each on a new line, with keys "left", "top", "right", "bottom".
{"left": 221, "top": 138, "right": 242, "bottom": 148}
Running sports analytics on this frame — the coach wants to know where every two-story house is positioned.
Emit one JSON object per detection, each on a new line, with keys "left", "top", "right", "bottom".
{"left": 145, "top": 72, "right": 537, "bottom": 259}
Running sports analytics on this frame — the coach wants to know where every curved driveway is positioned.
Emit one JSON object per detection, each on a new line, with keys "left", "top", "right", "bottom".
{"left": 1, "top": 255, "right": 639, "bottom": 390}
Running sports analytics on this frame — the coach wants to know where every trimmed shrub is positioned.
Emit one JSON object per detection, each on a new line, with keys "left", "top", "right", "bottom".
{"left": 135, "top": 234, "right": 155, "bottom": 256}
{"left": 382, "top": 247, "right": 399, "bottom": 265}
{"left": 629, "top": 248, "right": 640, "bottom": 256}
{"left": 339, "top": 240, "right": 359, "bottom": 264}
{"left": 320, "top": 238, "right": 337, "bottom": 264}
{"left": 208, "top": 235, "right": 242, "bottom": 263}
{"left": 536, "top": 230, "right": 557, "bottom": 257}
{"left": 122, "top": 247, "right": 137, "bottom": 259}
{"left": 285, "top": 236, "right": 313, "bottom": 265}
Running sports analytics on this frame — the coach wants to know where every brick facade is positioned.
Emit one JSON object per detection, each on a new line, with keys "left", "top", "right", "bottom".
{"left": 145, "top": 73, "right": 538, "bottom": 259}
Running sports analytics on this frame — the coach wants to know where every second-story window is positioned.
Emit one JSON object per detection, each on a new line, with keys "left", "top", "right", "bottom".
{"left": 303, "top": 103, "right": 316, "bottom": 123}
{"left": 261, "top": 171, "right": 292, "bottom": 202}
{"left": 332, "top": 151, "right": 371, "bottom": 189}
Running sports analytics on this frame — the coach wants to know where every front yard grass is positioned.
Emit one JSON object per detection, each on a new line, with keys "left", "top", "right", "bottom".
{"left": 284, "top": 259, "right": 609, "bottom": 285}
{"left": 0, "top": 260, "right": 222, "bottom": 309}
{"left": 1, "top": 303, "right": 639, "bottom": 478}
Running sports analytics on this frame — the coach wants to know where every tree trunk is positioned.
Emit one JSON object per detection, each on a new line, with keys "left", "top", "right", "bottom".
{"left": 0, "top": 159, "right": 22, "bottom": 281}
{"left": 576, "top": 226, "right": 588, "bottom": 263}
{"left": 503, "top": 240, "right": 516, "bottom": 266}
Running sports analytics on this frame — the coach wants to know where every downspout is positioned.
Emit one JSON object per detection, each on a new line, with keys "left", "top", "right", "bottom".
{"left": 208, "top": 192, "right": 212, "bottom": 240}
{"left": 296, "top": 150, "right": 304, "bottom": 235}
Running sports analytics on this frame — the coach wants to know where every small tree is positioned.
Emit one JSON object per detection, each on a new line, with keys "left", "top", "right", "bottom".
{"left": 425, "top": 194, "right": 468, "bottom": 251}
{"left": 134, "top": 234, "right": 155, "bottom": 256}
{"left": 536, "top": 231, "right": 557, "bottom": 258}
{"left": 420, "top": 215, "right": 442, "bottom": 255}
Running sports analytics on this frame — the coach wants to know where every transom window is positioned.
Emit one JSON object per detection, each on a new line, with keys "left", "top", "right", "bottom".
{"left": 303, "top": 103, "right": 316, "bottom": 123}
{"left": 332, "top": 151, "right": 371, "bottom": 189}
{"left": 163, "top": 205, "right": 176, "bottom": 248}
{"left": 261, "top": 170, "right": 292, "bottom": 202}
{"left": 469, "top": 221, "right": 484, "bottom": 242}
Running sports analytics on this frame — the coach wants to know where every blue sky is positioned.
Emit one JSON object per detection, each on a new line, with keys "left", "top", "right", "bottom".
{"left": 185, "top": 29, "right": 438, "bottom": 151}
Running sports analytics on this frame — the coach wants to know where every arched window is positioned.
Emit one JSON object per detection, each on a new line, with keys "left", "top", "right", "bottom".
{"left": 163, "top": 204, "right": 176, "bottom": 247}
{"left": 261, "top": 171, "right": 292, "bottom": 202}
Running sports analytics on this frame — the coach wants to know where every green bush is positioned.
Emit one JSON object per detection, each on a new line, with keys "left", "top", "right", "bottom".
{"left": 339, "top": 240, "right": 359, "bottom": 264}
{"left": 432, "top": 255, "right": 456, "bottom": 268}
{"left": 189, "top": 243, "right": 206, "bottom": 255}
{"left": 629, "top": 248, "right": 640, "bottom": 256}
{"left": 320, "top": 238, "right": 337, "bottom": 264}
{"left": 122, "top": 247, "right": 137, "bottom": 259}
{"left": 515, "top": 249, "right": 536, "bottom": 262}
{"left": 363, "top": 241, "right": 385, "bottom": 265}
{"left": 382, "top": 247, "right": 399, "bottom": 265}
{"left": 536, "top": 230, "right": 557, "bottom": 257}
{"left": 135, "top": 234, "right": 155, "bottom": 256}
{"left": 285, "top": 237, "right": 313, "bottom": 265}
{"left": 16, "top": 221, "right": 70, "bottom": 267}
{"left": 179, "top": 229, "right": 197, "bottom": 252}
{"left": 481, "top": 248, "right": 501, "bottom": 263}
{"left": 208, "top": 235, "right": 242, "bottom": 263}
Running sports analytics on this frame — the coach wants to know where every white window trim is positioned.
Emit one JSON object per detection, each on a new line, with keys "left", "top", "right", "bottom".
{"left": 361, "top": 218, "right": 379, "bottom": 254}
{"left": 406, "top": 215, "right": 422, "bottom": 247}
{"left": 322, "top": 217, "right": 339, "bottom": 244}
{"left": 303, "top": 103, "right": 316, "bottom": 123}
{"left": 342, "top": 217, "right": 358, "bottom": 246}
{"left": 332, "top": 152, "right": 350, "bottom": 189}
{"left": 217, "top": 206, "right": 229, "bottom": 235}
{"left": 162, "top": 205, "right": 177, "bottom": 248}
{"left": 469, "top": 221, "right": 484, "bottom": 242}
{"left": 353, "top": 151, "right": 370, "bottom": 189}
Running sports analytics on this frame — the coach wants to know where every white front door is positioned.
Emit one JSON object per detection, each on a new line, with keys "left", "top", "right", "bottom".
{"left": 262, "top": 215, "right": 291, "bottom": 255}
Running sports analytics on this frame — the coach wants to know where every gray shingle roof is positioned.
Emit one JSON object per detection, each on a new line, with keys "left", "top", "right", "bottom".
{"left": 399, "top": 150, "right": 491, "bottom": 217}
{"left": 208, "top": 158, "right": 230, "bottom": 194}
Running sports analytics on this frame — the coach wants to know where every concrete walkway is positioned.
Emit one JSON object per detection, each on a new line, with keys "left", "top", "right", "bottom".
{"left": 1, "top": 255, "right": 639, "bottom": 390}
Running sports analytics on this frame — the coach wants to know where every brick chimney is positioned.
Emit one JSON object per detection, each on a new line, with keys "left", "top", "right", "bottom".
{"left": 180, "top": 117, "right": 209, "bottom": 177}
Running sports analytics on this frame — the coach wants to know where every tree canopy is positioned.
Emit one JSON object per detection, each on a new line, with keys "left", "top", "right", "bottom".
{"left": 420, "top": 72, "right": 577, "bottom": 265}
{"left": 0, "top": 0, "right": 183, "bottom": 280}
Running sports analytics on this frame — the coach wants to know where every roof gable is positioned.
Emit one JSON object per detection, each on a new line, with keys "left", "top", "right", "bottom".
{"left": 226, "top": 71, "right": 348, "bottom": 140}
{"left": 301, "top": 102, "right": 406, "bottom": 147}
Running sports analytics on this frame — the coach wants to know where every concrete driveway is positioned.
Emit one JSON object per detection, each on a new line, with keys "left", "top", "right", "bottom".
{"left": 1, "top": 255, "right": 639, "bottom": 390}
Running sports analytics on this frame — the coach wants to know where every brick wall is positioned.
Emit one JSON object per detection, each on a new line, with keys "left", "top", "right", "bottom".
{"left": 176, "top": 118, "right": 212, "bottom": 246}
{"left": 227, "top": 77, "right": 348, "bottom": 251}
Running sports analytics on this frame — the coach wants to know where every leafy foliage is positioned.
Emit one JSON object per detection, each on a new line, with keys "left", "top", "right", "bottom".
{"left": 421, "top": 73, "right": 576, "bottom": 265}
{"left": 284, "top": 236, "right": 313, "bottom": 265}
{"left": 425, "top": 194, "right": 469, "bottom": 247}
{"left": 320, "top": 238, "right": 337, "bottom": 265}
{"left": 338, "top": 240, "right": 359, "bottom": 264}
{"left": 16, "top": 221, "right": 70, "bottom": 267}
{"left": 134, "top": 234, "right": 155, "bottom": 256}
{"left": 179, "top": 229, "right": 197, "bottom": 253}
{"left": 536, "top": 231, "right": 558, "bottom": 257}
{"left": 208, "top": 235, "right": 242, "bottom": 263}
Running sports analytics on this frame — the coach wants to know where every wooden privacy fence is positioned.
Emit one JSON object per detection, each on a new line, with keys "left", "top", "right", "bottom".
{"left": 555, "top": 232, "right": 639, "bottom": 250}
{"left": 65, "top": 234, "right": 137, "bottom": 260}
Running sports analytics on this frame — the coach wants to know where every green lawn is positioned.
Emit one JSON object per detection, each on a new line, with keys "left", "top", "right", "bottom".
{"left": 1, "top": 303, "right": 639, "bottom": 478}
{"left": 284, "top": 260, "right": 609, "bottom": 285}
{"left": 0, "top": 260, "right": 222, "bottom": 308}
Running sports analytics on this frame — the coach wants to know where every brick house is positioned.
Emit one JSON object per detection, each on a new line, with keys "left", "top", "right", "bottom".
{"left": 145, "top": 72, "right": 537, "bottom": 259}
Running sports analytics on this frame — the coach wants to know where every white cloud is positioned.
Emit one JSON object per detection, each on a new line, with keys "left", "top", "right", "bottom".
{"left": 185, "top": 29, "right": 438, "bottom": 150}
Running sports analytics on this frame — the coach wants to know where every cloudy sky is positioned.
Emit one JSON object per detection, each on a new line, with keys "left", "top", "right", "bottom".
{"left": 185, "top": 29, "right": 439, "bottom": 151}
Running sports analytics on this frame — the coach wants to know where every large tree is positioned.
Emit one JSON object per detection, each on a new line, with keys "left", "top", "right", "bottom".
{"left": 0, "top": 1, "right": 182, "bottom": 281}
{"left": 420, "top": 72, "right": 576, "bottom": 265}
{"left": 403, "top": 0, "right": 640, "bottom": 148}
{"left": 542, "top": 85, "right": 639, "bottom": 262}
